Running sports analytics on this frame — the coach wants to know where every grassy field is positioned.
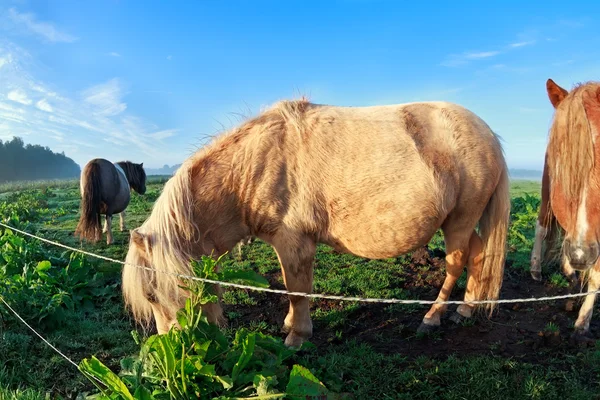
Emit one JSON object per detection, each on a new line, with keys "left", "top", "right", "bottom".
{"left": 1, "top": 178, "right": 600, "bottom": 399}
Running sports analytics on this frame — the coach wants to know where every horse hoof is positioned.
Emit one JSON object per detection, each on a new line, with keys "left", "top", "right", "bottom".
{"left": 566, "top": 273, "right": 578, "bottom": 285}
{"left": 417, "top": 322, "right": 439, "bottom": 335}
{"left": 570, "top": 330, "right": 595, "bottom": 348}
{"left": 449, "top": 312, "right": 466, "bottom": 325}
{"left": 284, "top": 330, "right": 307, "bottom": 349}
{"left": 530, "top": 271, "right": 542, "bottom": 282}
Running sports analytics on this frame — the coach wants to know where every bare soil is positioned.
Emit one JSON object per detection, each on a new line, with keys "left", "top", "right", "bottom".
{"left": 222, "top": 246, "right": 599, "bottom": 363}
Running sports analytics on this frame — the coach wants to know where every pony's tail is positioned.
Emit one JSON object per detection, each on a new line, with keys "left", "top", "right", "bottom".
{"left": 75, "top": 162, "right": 103, "bottom": 242}
{"left": 476, "top": 163, "right": 511, "bottom": 316}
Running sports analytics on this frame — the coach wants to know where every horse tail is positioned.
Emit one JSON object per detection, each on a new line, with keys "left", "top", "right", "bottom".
{"left": 75, "top": 162, "right": 103, "bottom": 242}
{"left": 476, "top": 161, "right": 511, "bottom": 316}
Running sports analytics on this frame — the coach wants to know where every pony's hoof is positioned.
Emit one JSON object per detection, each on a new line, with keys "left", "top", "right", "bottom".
{"left": 530, "top": 271, "right": 542, "bottom": 282}
{"left": 449, "top": 312, "right": 466, "bottom": 325}
{"left": 284, "top": 330, "right": 308, "bottom": 349}
{"left": 417, "top": 322, "right": 439, "bottom": 335}
{"left": 570, "top": 330, "right": 595, "bottom": 348}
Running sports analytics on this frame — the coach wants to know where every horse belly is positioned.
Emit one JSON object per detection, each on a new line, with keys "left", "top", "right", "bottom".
{"left": 325, "top": 173, "right": 450, "bottom": 259}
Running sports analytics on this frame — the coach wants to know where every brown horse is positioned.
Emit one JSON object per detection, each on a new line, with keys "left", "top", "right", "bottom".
{"left": 122, "top": 98, "right": 510, "bottom": 347}
{"left": 531, "top": 79, "right": 600, "bottom": 339}
{"left": 75, "top": 158, "right": 146, "bottom": 245}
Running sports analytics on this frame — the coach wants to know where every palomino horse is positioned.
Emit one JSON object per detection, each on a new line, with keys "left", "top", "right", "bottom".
{"left": 75, "top": 158, "right": 146, "bottom": 245}
{"left": 123, "top": 98, "right": 510, "bottom": 347}
{"left": 530, "top": 79, "right": 600, "bottom": 339}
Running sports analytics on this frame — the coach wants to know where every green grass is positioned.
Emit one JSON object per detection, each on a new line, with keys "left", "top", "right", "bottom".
{"left": 509, "top": 179, "right": 542, "bottom": 197}
{"left": 4, "top": 178, "right": 600, "bottom": 399}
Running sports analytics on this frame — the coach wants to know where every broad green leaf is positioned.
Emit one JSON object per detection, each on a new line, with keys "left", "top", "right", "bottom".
{"left": 133, "top": 385, "right": 155, "bottom": 400}
{"left": 220, "top": 270, "right": 270, "bottom": 288}
{"left": 79, "top": 356, "right": 134, "bottom": 400}
{"left": 232, "top": 333, "right": 256, "bottom": 382}
{"left": 286, "top": 364, "right": 329, "bottom": 399}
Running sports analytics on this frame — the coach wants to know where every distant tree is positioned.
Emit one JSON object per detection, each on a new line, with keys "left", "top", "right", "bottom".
{"left": 0, "top": 136, "right": 81, "bottom": 183}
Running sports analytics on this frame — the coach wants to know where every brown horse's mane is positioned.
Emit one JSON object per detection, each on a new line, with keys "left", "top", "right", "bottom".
{"left": 116, "top": 161, "right": 146, "bottom": 191}
{"left": 547, "top": 81, "right": 600, "bottom": 210}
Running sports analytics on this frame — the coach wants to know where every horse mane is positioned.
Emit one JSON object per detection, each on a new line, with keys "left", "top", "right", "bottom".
{"left": 116, "top": 160, "right": 146, "bottom": 189}
{"left": 142, "top": 96, "right": 313, "bottom": 277}
{"left": 547, "top": 81, "right": 600, "bottom": 209}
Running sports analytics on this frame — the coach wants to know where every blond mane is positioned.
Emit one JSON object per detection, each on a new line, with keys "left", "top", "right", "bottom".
{"left": 547, "top": 82, "right": 600, "bottom": 209}
{"left": 123, "top": 99, "right": 311, "bottom": 327}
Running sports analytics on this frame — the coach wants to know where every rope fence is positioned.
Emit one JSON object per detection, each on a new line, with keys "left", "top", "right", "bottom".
{"left": 0, "top": 220, "right": 598, "bottom": 306}
{"left": 0, "top": 220, "right": 598, "bottom": 392}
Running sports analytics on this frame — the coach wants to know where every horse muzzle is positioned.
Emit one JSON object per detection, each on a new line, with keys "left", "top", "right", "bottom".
{"left": 564, "top": 239, "right": 600, "bottom": 270}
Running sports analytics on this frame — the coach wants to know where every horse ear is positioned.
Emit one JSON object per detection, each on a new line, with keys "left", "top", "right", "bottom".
{"left": 582, "top": 87, "right": 600, "bottom": 137}
{"left": 546, "top": 78, "right": 568, "bottom": 108}
{"left": 130, "top": 229, "right": 146, "bottom": 249}
{"left": 140, "top": 162, "right": 143, "bottom": 167}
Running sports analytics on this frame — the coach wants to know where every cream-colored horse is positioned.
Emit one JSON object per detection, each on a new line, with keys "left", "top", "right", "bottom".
{"left": 123, "top": 98, "right": 510, "bottom": 347}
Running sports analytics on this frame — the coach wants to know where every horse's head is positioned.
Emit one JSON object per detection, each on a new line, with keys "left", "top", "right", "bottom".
{"left": 130, "top": 162, "right": 147, "bottom": 195}
{"left": 546, "top": 79, "right": 600, "bottom": 270}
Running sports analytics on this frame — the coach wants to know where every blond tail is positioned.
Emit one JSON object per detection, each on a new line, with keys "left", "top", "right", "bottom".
{"left": 476, "top": 163, "right": 511, "bottom": 315}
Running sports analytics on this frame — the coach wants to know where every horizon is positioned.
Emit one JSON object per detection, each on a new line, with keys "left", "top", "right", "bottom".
{"left": 1, "top": 2, "right": 599, "bottom": 170}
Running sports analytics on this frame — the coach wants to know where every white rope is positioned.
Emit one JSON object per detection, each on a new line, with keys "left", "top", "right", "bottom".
{"left": 1, "top": 221, "right": 598, "bottom": 306}
{"left": 0, "top": 296, "right": 109, "bottom": 388}
{"left": 0, "top": 297, "right": 79, "bottom": 369}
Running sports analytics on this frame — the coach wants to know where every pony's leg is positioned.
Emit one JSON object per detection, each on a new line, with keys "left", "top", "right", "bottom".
{"left": 272, "top": 232, "right": 316, "bottom": 348}
{"left": 562, "top": 254, "right": 578, "bottom": 285}
{"left": 150, "top": 303, "right": 176, "bottom": 335}
{"left": 530, "top": 220, "right": 548, "bottom": 281}
{"left": 418, "top": 228, "right": 471, "bottom": 332}
{"left": 105, "top": 214, "right": 113, "bottom": 245}
{"left": 102, "top": 216, "right": 108, "bottom": 233}
{"left": 451, "top": 231, "right": 484, "bottom": 322}
{"left": 235, "top": 240, "right": 243, "bottom": 261}
{"left": 120, "top": 211, "right": 127, "bottom": 232}
{"left": 531, "top": 153, "right": 552, "bottom": 281}
{"left": 572, "top": 266, "right": 600, "bottom": 341}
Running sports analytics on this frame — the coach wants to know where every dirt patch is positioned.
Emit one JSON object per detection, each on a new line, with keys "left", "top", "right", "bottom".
{"left": 222, "top": 245, "right": 599, "bottom": 364}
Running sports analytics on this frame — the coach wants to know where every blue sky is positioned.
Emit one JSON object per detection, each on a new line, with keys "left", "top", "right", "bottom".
{"left": 0, "top": 1, "right": 599, "bottom": 170}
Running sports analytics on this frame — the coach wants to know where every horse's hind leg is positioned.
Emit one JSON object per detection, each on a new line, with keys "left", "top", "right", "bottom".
{"left": 450, "top": 231, "right": 484, "bottom": 323}
{"left": 105, "top": 214, "right": 113, "bottom": 245}
{"left": 418, "top": 227, "right": 471, "bottom": 333}
{"left": 271, "top": 231, "right": 315, "bottom": 348}
{"left": 120, "top": 210, "right": 127, "bottom": 232}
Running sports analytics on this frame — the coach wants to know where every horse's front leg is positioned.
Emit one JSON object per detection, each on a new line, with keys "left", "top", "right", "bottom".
{"left": 572, "top": 266, "right": 600, "bottom": 342}
{"left": 120, "top": 210, "right": 127, "bottom": 232}
{"left": 272, "top": 232, "right": 316, "bottom": 348}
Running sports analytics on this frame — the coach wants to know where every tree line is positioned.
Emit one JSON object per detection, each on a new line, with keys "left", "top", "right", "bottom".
{"left": 0, "top": 136, "right": 80, "bottom": 183}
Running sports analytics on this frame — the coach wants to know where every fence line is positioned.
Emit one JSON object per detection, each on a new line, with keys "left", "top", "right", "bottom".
{"left": 0, "top": 221, "right": 597, "bottom": 306}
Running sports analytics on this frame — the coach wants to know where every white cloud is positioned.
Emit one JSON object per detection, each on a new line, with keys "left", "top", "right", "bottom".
{"left": 465, "top": 51, "right": 500, "bottom": 59}
{"left": 7, "top": 8, "right": 77, "bottom": 43}
{"left": 150, "top": 129, "right": 177, "bottom": 140}
{"left": 82, "top": 78, "right": 127, "bottom": 116}
{"left": 35, "top": 98, "right": 53, "bottom": 112}
{"left": 7, "top": 88, "right": 32, "bottom": 105}
{"left": 509, "top": 40, "right": 536, "bottom": 48}
{"left": 441, "top": 30, "right": 541, "bottom": 68}
{"left": 108, "top": 52, "right": 121, "bottom": 57}
{"left": 0, "top": 41, "right": 181, "bottom": 167}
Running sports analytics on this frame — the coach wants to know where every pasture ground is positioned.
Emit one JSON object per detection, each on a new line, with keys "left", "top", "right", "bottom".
{"left": 1, "top": 178, "right": 600, "bottom": 399}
